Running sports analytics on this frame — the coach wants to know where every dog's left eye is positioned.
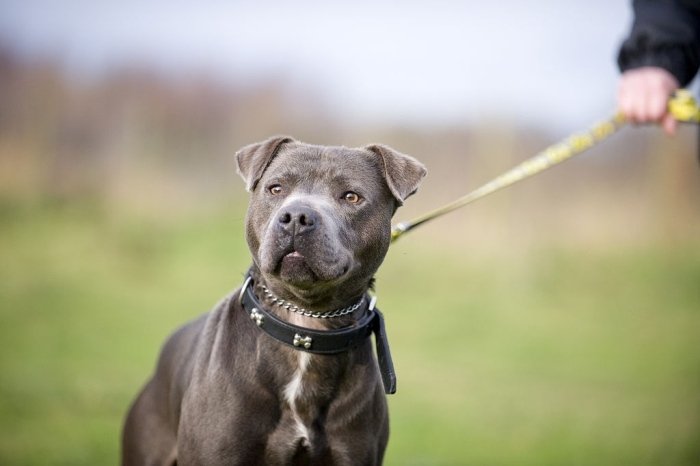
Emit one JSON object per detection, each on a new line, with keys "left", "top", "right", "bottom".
{"left": 342, "top": 191, "right": 362, "bottom": 204}
{"left": 269, "top": 184, "right": 284, "bottom": 195}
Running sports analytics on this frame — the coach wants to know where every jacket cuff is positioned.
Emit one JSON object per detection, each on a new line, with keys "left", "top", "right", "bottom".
{"left": 618, "top": 41, "right": 699, "bottom": 86}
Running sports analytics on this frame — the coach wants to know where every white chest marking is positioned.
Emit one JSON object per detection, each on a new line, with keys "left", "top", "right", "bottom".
{"left": 283, "top": 352, "right": 311, "bottom": 445}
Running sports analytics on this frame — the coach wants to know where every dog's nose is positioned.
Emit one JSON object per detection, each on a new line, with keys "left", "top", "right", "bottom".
{"left": 278, "top": 205, "right": 318, "bottom": 235}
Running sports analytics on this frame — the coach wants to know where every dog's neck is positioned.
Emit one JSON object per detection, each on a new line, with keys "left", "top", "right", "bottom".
{"left": 249, "top": 266, "right": 371, "bottom": 329}
{"left": 240, "top": 268, "right": 397, "bottom": 394}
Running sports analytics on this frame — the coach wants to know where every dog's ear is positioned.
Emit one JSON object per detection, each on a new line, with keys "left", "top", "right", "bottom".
{"left": 365, "top": 144, "right": 427, "bottom": 205}
{"left": 236, "top": 136, "right": 295, "bottom": 191}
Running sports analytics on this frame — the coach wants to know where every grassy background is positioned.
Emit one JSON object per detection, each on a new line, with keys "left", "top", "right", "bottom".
{"left": 2, "top": 41, "right": 700, "bottom": 466}
{"left": 1, "top": 201, "right": 699, "bottom": 465}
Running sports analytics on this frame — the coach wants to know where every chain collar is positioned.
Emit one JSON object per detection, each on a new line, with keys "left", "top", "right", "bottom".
{"left": 239, "top": 272, "right": 397, "bottom": 394}
{"left": 259, "top": 284, "right": 364, "bottom": 319}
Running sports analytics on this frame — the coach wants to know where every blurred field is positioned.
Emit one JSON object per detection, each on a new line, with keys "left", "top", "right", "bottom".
{"left": 1, "top": 48, "right": 700, "bottom": 465}
{"left": 1, "top": 201, "right": 699, "bottom": 466}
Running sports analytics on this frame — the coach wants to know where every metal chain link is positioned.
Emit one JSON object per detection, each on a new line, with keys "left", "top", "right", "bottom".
{"left": 260, "top": 285, "right": 364, "bottom": 319}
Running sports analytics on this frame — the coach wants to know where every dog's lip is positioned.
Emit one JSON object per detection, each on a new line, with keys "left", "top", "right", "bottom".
{"left": 285, "top": 251, "right": 305, "bottom": 259}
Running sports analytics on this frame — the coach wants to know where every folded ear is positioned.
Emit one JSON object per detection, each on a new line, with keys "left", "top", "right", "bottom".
{"left": 235, "top": 136, "right": 295, "bottom": 191}
{"left": 365, "top": 144, "right": 427, "bottom": 205}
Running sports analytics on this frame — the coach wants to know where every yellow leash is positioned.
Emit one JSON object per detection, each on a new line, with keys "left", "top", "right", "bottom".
{"left": 391, "top": 90, "right": 700, "bottom": 243}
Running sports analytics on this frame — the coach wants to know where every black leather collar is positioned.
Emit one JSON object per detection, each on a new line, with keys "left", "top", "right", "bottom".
{"left": 239, "top": 273, "right": 397, "bottom": 394}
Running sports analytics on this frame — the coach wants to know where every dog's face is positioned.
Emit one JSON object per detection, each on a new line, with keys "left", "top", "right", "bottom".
{"left": 236, "top": 136, "right": 426, "bottom": 304}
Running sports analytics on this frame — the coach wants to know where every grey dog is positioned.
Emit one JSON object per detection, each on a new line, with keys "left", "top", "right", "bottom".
{"left": 121, "top": 136, "right": 426, "bottom": 465}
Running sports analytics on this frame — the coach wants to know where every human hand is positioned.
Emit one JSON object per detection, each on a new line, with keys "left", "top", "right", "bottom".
{"left": 617, "top": 67, "right": 680, "bottom": 135}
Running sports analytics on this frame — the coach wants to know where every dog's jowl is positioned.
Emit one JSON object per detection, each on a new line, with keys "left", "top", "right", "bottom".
{"left": 121, "top": 136, "right": 426, "bottom": 466}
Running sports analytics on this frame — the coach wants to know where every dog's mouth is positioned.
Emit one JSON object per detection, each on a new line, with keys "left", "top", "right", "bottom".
{"left": 281, "top": 250, "right": 308, "bottom": 271}
{"left": 278, "top": 249, "right": 317, "bottom": 284}
{"left": 268, "top": 245, "right": 352, "bottom": 289}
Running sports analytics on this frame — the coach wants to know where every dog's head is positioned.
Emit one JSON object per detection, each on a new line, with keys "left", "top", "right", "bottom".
{"left": 236, "top": 136, "right": 426, "bottom": 305}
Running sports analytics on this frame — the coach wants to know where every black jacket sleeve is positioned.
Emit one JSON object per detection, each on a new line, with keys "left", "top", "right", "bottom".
{"left": 617, "top": 0, "right": 700, "bottom": 86}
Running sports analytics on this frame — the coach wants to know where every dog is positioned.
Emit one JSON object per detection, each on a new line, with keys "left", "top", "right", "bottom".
{"left": 121, "top": 136, "right": 426, "bottom": 465}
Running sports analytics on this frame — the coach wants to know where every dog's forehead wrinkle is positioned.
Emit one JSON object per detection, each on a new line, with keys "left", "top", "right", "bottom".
{"left": 272, "top": 145, "right": 382, "bottom": 180}
{"left": 316, "top": 161, "right": 384, "bottom": 193}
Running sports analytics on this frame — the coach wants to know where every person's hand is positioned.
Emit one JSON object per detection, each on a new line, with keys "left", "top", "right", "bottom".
{"left": 618, "top": 66, "right": 680, "bottom": 135}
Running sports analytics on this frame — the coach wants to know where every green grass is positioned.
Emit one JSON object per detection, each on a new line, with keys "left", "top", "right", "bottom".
{"left": 1, "top": 202, "right": 699, "bottom": 465}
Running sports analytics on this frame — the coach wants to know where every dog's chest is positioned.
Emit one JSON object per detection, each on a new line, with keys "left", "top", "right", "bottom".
{"left": 263, "top": 349, "right": 343, "bottom": 461}
{"left": 282, "top": 351, "right": 312, "bottom": 444}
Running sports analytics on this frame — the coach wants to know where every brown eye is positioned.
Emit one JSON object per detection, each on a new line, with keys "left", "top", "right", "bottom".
{"left": 343, "top": 191, "right": 361, "bottom": 204}
{"left": 269, "top": 184, "right": 283, "bottom": 195}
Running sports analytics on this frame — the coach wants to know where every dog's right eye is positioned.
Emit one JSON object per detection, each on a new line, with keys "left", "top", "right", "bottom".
{"left": 268, "top": 185, "right": 283, "bottom": 195}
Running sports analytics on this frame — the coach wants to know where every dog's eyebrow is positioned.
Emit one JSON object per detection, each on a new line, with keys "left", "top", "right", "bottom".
{"left": 264, "top": 168, "right": 302, "bottom": 184}
{"left": 329, "top": 174, "right": 365, "bottom": 190}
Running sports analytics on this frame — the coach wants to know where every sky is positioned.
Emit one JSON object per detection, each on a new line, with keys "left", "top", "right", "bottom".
{"left": 0, "top": 1, "right": 647, "bottom": 130}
